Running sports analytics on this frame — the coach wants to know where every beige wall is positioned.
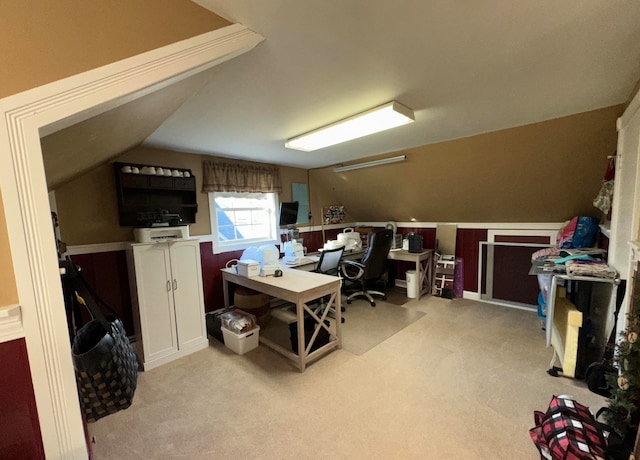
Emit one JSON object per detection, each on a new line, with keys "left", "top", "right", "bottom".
{"left": 309, "top": 105, "right": 622, "bottom": 225}
{"left": 0, "top": 191, "right": 18, "bottom": 306}
{"left": 55, "top": 106, "right": 620, "bottom": 245}
{"left": 54, "top": 146, "right": 308, "bottom": 245}
{"left": 0, "top": 1, "right": 230, "bottom": 99}
{"left": 0, "top": 0, "right": 229, "bottom": 307}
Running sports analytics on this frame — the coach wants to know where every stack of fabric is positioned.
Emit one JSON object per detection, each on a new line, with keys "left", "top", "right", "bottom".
{"left": 565, "top": 258, "right": 618, "bottom": 279}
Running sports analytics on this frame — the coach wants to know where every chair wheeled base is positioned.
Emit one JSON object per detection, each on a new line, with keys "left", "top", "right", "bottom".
{"left": 345, "top": 289, "right": 386, "bottom": 307}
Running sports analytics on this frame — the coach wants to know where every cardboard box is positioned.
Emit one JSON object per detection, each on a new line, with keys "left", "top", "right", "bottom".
{"left": 237, "top": 259, "right": 260, "bottom": 277}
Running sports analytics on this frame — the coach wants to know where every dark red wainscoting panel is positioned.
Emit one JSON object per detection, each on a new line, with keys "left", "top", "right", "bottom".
{"left": 199, "top": 241, "right": 245, "bottom": 312}
{"left": 70, "top": 252, "right": 134, "bottom": 337}
{"left": 492, "top": 244, "right": 545, "bottom": 305}
{"left": 0, "top": 338, "right": 45, "bottom": 459}
{"left": 457, "top": 229, "right": 488, "bottom": 293}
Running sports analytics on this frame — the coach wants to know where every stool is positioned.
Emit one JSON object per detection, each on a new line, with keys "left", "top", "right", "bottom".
{"left": 234, "top": 287, "right": 271, "bottom": 327}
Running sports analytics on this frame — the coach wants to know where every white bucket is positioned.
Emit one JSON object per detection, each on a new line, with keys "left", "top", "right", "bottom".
{"left": 406, "top": 270, "right": 418, "bottom": 299}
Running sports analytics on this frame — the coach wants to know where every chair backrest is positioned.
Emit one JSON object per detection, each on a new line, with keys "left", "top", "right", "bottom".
{"left": 315, "top": 246, "right": 344, "bottom": 276}
{"left": 361, "top": 229, "right": 394, "bottom": 281}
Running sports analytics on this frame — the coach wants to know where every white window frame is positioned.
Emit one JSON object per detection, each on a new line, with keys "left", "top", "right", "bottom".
{"left": 209, "top": 191, "right": 279, "bottom": 254}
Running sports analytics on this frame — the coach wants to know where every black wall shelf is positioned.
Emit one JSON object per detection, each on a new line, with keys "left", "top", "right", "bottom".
{"left": 114, "top": 162, "right": 197, "bottom": 227}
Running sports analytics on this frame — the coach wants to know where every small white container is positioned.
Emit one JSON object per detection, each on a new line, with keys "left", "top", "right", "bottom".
{"left": 406, "top": 270, "right": 418, "bottom": 299}
{"left": 237, "top": 259, "right": 260, "bottom": 277}
{"left": 221, "top": 326, "right": 260, "bottom": 355}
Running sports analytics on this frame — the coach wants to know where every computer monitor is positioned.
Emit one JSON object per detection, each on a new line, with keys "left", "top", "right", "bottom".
{"left": 279, "top": 201, "right": 299, "bottom": 227}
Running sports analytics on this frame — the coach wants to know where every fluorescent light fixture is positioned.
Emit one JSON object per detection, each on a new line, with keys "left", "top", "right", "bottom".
{"left": 333, "top": 155, "right": 406, "bottom": 173}
{"left": 285, "top": 101, "right": 415, "bottom": 152}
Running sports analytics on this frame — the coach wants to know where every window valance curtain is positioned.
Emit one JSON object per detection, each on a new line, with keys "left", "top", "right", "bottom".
{"left": 202, "top": 160, "right": 282, "bottom": 193}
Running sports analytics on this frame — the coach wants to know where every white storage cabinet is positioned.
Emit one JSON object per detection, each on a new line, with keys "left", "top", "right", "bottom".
{"left": 127, "top": 239, "right": 208, "bottom": 370}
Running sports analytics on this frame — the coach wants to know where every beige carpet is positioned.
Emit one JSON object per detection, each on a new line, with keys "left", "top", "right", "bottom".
{"left": 88, "top": 295, "right": 607, "bottom": 459}
{"left": 380, "top": 286, "right": 412, "bottom": 306}
{"left": 251, "top": 296, "right": 424, "bottom": 357}
{"left": 341, "top": 300, "right": 425, "bottom": 355}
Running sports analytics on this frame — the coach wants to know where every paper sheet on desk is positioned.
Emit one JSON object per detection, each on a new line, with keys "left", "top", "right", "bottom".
{"left": 283, "top": 256, "right": 318, "bottom": 266}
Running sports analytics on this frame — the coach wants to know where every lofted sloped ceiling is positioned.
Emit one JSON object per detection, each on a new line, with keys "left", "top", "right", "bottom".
{"left": 41, "top": 68, "right": 219, "bottom": 190}
{"left": 42, "top": 1, "right": 640, "bottom": 183}
{"left": 140, "top": 0, "right": 640, "bottom": 169}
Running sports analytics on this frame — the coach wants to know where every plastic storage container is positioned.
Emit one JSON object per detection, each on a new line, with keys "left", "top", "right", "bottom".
{"left": 219, "top": 309, "right": 257, "bottom": 334}
{"left": 221, "top": 325, "right": 260, "bottom": 355}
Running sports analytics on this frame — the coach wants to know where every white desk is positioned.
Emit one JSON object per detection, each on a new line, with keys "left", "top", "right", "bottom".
{"left": 387, "top": 249, "right": 434, "bottom": 300}
{"left": 221, "top": 267, "right": 342, "bottom": 372}
{"left": 287, "top": 248, "right": 434, "bottom": 300}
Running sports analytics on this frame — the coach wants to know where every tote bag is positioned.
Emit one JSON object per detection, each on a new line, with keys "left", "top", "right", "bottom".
{"left": 68, "top": 260, "right": 138, "bottom": 423}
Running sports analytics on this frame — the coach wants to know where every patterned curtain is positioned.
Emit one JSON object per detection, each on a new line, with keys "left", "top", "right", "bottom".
{"left": 202, "top": 160, "right": 282, "bottom": 193}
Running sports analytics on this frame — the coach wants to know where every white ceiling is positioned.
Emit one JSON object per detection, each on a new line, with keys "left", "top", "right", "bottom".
{"left": 130, "top": 3, "right": 640, "bottom": 169}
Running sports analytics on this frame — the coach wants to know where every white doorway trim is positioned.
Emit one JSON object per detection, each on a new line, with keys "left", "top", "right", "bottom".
{"left": 0, "top": 24, "right": 262, "bottom": 459}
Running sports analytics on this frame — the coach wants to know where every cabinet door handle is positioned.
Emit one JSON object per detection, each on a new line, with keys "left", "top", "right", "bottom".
{"left": 167, "top": 280, "right": 171, "bottom": 292}
{"left": 173, "top": 279, "right": 178, "bottom": 290}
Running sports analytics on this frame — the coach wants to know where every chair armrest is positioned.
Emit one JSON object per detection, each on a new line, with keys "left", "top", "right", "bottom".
{"left": 341, "top": 260, "right": 365, "bottom": 280}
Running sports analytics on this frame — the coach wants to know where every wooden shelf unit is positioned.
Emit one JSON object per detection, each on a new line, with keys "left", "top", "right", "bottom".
{"left": 114, "top": 162, "right": 197, "bottom": 227}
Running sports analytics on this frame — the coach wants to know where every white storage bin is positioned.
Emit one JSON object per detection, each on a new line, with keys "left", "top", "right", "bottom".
{"left": 221, "top": 325, "right": 260, "bottom": 355}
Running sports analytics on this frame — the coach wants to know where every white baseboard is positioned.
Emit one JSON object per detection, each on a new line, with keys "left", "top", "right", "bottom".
{"left": 463, "top": 290, "right": 480, "bottom": 300}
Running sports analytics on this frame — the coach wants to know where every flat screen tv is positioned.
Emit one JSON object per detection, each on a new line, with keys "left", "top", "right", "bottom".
{"left": 279, "top": 201, "right": 299, "bottom": 227}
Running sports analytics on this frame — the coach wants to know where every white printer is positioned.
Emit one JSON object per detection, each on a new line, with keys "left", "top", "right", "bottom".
{"left": 134, "top": 226, "right": 190, "bottom": 243}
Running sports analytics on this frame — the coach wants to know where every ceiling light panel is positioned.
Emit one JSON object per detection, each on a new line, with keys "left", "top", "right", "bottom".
{"left": 285, "top": 101, "right": 414, "bottom": 152}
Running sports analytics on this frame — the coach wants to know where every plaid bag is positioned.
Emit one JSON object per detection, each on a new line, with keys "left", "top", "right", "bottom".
{"left": 530, "top": 396, "right": 609, "bottom": 460}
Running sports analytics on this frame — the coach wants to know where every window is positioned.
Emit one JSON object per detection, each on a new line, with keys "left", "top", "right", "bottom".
{"left": 209, "top": 192, "right": 278, "bottom": 254}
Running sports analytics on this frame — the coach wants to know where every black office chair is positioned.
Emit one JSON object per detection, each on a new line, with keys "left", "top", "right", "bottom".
{"left": 341, "top": 229, "right": 393, "bottom": 307}
{"left": 312, "top": 246, "right": 345, "bottom": 323}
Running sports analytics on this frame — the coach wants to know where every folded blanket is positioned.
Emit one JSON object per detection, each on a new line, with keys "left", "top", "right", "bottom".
{"left": 531, "top": 247, "right": 560, "bottom": 261}
{"left": 565, "top": 259, "right": 618, "bottom": 279}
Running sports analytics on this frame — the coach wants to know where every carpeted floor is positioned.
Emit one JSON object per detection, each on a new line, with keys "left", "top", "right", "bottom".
{"left": 253, "top": 294, "right": 425, "bottom": 356}
{"left": 341, "top": 300, "right": 425, "bottom": 355}
{"left": 379, "top": 286, "right": 412, "bottom": 306}
{"left": 88, "top": 294, "right": 606, "bottom": 459}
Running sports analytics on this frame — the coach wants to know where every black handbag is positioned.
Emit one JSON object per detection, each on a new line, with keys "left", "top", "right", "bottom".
{"left": 67, "top": 260, "right": 138, "bottom": 423}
